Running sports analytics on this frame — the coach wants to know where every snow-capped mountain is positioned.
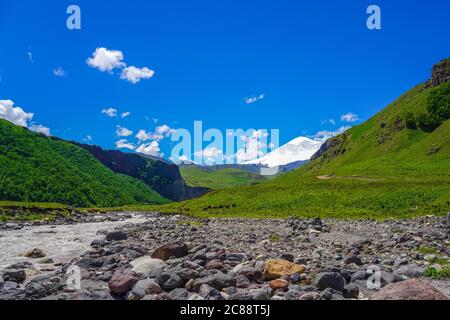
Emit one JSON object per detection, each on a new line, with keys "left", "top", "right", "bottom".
{"left": 245, "top": 136, "right": 322, "bottom": 168}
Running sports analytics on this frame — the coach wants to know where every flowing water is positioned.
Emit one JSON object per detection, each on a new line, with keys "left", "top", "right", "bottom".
{"left": 0, "top": 214, "right": 149, "bottom": 272}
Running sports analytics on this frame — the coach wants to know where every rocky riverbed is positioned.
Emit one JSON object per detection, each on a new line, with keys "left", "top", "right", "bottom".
{"left": 0, "top": 212, "right": 449, "bottom": 300}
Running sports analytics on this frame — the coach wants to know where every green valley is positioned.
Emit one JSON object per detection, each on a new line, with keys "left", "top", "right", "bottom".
{"left": 179, "top": 165, "right": 267, "bottom": 189}
{"left": 150, "top": 59, "right": 450, "bottom": 219}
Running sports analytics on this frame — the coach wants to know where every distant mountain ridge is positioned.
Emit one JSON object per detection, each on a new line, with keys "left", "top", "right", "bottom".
{"left": 0, "top": 119, "right": 168, "bottom": 207}
{"left": 78, "top": 143, "right": 208, "bottom": 201}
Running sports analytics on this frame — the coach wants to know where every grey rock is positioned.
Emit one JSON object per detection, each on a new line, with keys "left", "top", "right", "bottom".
{"left": 343, "top": 283, "right": 359, "bottom": 299}
{"left": 249, "top": 288, "right": 272, "bottom": 300}
{"left": 315, "top": 272, "right": 346, "bottom": 292}
{"left": 131, "top": 279, "right": 154, "bottom": 298}
{"left": 3, "top": 269, "right": 26, "bottom": 283}
{"left": 168, "top": 288, "right": 189, "bottom": 300}
{"left": 156, "top": 272, "right": 184, "bottom": 291}
{"left": 105, "top": 230, "right": 127, "bottom": 241}
{"left": 192, "top": 272, "right": 236, "bottom": 292}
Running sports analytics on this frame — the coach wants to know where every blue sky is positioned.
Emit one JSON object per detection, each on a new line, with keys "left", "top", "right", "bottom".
{"left": 0, "top": 0, "right": 449, "bottom": 162}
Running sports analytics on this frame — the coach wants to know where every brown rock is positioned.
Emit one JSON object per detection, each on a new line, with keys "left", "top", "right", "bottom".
{"left": 24, "top": 248, "right": 46, "bottom": 258}
{"left": 264, "top": 259, "right": 305, "bottom": 280}
{"left": 371, "top": 279, "right": 448, "bottom": 300}
{"left": 108, "top": 272, "right": 138, "bottom": 295}
{"left": 145, "top": 281, "right": 162, "bottom": 294}
{"left": 206, "top": 260, "right": 224, "bottom": 270}
{"left": 151, "top": 242, "right": 188, "bottom": 261}
{"left": 270, "top": 278, "right": 289, "bottom": 290}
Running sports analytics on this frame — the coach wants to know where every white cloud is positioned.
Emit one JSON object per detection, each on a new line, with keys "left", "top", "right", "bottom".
{"left": 87, "top": 47, "right": 125, "bottom": 72}
{"left": 120, "top": 111, "right": 131, "bottom": 118}
{"left": 244, "top": 93, "right": 265, "bottom": 104}
{"left": 29, "top": 124, "right": 51, "bottom": 136}
{"left": 0, "top": 100, "right": 51, "bottom": 135}
{"left": 194, "top": 147, "right": 223, "bottom": 164}
{"left": 0, "top": 99, "right": 34, "bottom": 127}
{"left": 115, "top": 139, "right": 135, "bottom": 150}
{"left": 101, "top": 108, "right": 117, "bottom": 117}
{"left": 136, "top": 141, "right": 161, "bottom": 157}
{"left": 312, "top": 126, "right": 351, "bottom": 142}
{"left": 135, "top": 129, "right": 153, "bottom": 142}
{"left": 136, "top": 124, "right": 175, "bottom": 142}
{"left": 340, "top": 112, "right": 359, "bottom": 123}
{"left": 83, "top": 135, "right": 93, "bottom": 142}
{"left": 53, "top": 67, "right": 66, "bottom": 77}
{"left": 321, "top": 118, "right": 336, "bottom": 125}
{"left": 155, "top": 124, "right": 176, "bottom": 137}
{"left": 116, "top": 125, "right": 132, "bottom": 137}
{"left": 120, "top": 66, "right": 155, "bottom": 84}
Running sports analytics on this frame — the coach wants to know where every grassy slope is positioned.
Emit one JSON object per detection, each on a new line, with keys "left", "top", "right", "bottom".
{"left": 150, "top": 82, "right": 450, "bottom": 219}
{"left": 0, "top": 119, "right": 169, "bottom": 207}
{"left": 180, "top": 165, "right": 266, "bottom": 189}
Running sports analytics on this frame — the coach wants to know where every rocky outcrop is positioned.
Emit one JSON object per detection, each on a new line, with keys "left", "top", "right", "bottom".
{"left": 77, "top": 143, "right": 208, "bottom": 201}
{"left": 431, "top": 58, "right": 450, "bottom": 87}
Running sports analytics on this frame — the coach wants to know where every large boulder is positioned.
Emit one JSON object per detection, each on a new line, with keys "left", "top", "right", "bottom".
{"left": 151, "top": 242, "right": 188, "bottom": 261}
{"left": 371, "top": 279, "right": 448, "bottom": 300}
{"left": 130, "top": 256, "right": 164, "bottom": 278}
{"left": 264, "top": 259, "right": 305, "bottom": 280}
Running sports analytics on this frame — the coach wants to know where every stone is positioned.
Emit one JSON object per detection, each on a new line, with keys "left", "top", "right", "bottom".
{"left": 371, "top": 279, "right": 448, "bottom": 300}
{"left": 108, "top": 272, "right": 138, "bottom": 295}
{"left": 130, "top": 256, "right": 164, "bottom": 278}
{"left": 76, "top": 256, "right": 105, "bottom": 269}
{"left": 235, "top": 274, "right": 251, "bottom": 288}
{"left": 151, "top": 242, "right": 188, "bottom": 261}
{"left": 105, "top": 231, "right": 127, "bottom": 241}
{"left": 168, "top": 288, "right": 189, "bottom": 300}
{"left": 24, "top": 282, "right": 45, "bottom": 297}
{"left": 280, "top": 253, "right": 294, "bottom": 262}
{"left": 264, "top": 259, "right": 305, "bottom": 280}
{"left": 315, "top": 272, "right": 346, "bottom": 292}
{"left": 131, "top": 279, "right": 154, "bottom": 298}
{"left": 24, "top": 248, "right": 46, "bottom": 258}
{"left": 199, "top": 284, "right": 221, "bottom": 299}
{"left": 270, "top": 278, "right": 289, "bottom": 290}
{"left": 394, "top": 265, "right": 425, "bottom": 279}
{"left": 146, "top": 281, "right": 162, "bottom": 294}
{"left": 350, "top": 270, "right": 368, "bottom": 282}
{"left": 156, "top": 272, "right": 184, "bottom": 291}
{"left": 2, "top": 269, "right": 27, "bottom": 283}
{"left": 343, "top": 283, "right": 359, "bottom": 299}
{"left": 206, "top": 260, "right": 224, "bottom": 270}
{"left": 188, "top": 293, "right": 205, "bottom": 300}
{"left": 249, "top": 288, "right": 271, "bottom": 300}
{"left": 299, "top": 292, "right": 322, "bottom": 300}
{"left": 192, "top": 272, "right": 236, "bottom": 292}
{"left": 238, "top": 266, "right": 263, "bottom": 281}
{"left": 344, "top": 255, "right": 363, "bottom": 265}
{"left": 90, "top": 239, "right": 106, "bottom": 247}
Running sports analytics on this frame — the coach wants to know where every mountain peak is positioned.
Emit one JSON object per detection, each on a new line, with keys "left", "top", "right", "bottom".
{"left": 245, "top": 136, "right": 322, "bottom": 168}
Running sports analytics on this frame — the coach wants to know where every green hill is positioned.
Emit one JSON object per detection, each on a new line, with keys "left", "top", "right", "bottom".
{"left": 152, "top": 59, "right": 450, "bottom": 219}
{"left": 0, "top": 119, "right": 168, "bottom": 207}
{"left": 180, "top": 165, "right": 267, "bottom": 189}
